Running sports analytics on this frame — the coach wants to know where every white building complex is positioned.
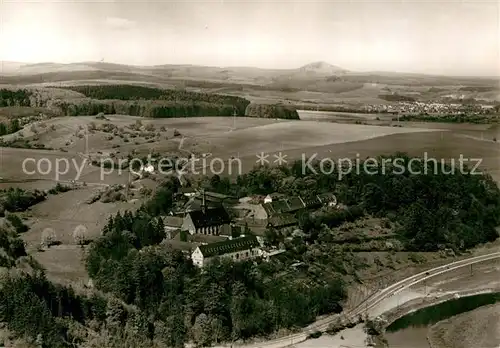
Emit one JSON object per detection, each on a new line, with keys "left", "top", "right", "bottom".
{"left": 191, "top": 235, "right": 263, "bottom": 268}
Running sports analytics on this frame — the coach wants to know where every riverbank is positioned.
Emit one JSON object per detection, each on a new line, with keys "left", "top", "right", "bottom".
{"left": 428, "top": 303, "right": 500, "bottom": 348}
{"left": 383, "top": 290, "right": 500, "bottom": 348}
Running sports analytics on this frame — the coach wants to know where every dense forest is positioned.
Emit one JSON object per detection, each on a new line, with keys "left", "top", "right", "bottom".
{"left": 52, "top": 99, "right": 244, "bottom": 118}
{"left": 0, "top": 118, "right": 22, "bottom": 136}
{"left": 0, "top": 89, "right": 33, "bottom": 107}
{"left": 60, "top": 85, "right": 251, "bottom": 116}
{"left": 206, "top": 154, "right": 500, "bottom": 251}
{"left": 0, "top": 187, "right": 47, "bottom": 216}
{"left": 244, "top": 103, "right": 300, "bottom": 119}
{"left": 0, "top": 86, "right": 300, "bottom": 120}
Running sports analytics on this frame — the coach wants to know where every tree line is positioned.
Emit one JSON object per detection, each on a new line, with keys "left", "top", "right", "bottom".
{"left": 0, "top": 86, "right": 302, "bottom": 120}
{"left": 245, "top": 103, "right": 300, "bottom": 119}
{"left": 0, "top": 89, "right": 32, "bottom": 107}
{"left": 52, "top": 99, "right": 243, "bottom": 118}
{"left": 0, "top": 118, "right": 21, "bottom": 136}
{"left": 0, "top": 187, "right": 47, "bottom": 216}
{"left": 60, "top": 85, "right": 250, "bottom": 115}
{"left": 396, "top": 113, "right": 499, "bottom": 124}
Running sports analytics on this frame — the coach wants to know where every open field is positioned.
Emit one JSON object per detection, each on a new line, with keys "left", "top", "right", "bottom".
{"left": 0, "top": 147, "right": 130, "bottom": 186}
{"left": 1, "top": 116, "right": 439, "bottom": 183}
{"left": 3, "top": 114, "right": 499, "bottom": 186}
{"left": 15, "top": 186, "right": 143, "bottom": 285}
{"left": 298, "top": 109, "right": 393, "bottom": 122}
{"left": 0, "top": 116, "right": 457, "bottom": 292}
{"left": 221, "top": 129, "right": 500, "bottom": 181}
{"left": 1, "top": 115, "right": 282, "bottom": 149}
{"left": 190, "top": 120, "right": 439, "bottom": 158}
{"left": 30, "top": 245, "right": 90, "bottom": 287}
{"left": 23, "top": 187, "right": 142, "bottom": 245}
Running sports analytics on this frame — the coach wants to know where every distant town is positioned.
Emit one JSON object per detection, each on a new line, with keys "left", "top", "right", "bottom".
{"left": 362, "top": 101, "right": 497, "bottom": 116}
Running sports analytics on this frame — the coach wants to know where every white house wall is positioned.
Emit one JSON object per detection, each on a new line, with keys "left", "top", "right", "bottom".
{"left": 182, "top": 214, "right": 196, "bottom": 235}
{"left": 192, "top": 247, "right": 204, "bottom": 267}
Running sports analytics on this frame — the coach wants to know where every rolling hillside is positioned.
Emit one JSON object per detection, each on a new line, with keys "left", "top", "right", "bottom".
{"left": 1, "top": 60, "right": 499, "bottom": 103}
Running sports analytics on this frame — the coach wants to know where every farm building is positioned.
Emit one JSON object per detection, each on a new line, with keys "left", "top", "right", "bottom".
{"left": 174, "top": 194, "right": 220, "bottom": 216}
{"left": 204, "top": 191, "right": 236, "bottom": 201}
{"left": 300, "top": 195, "right": 322, "bottom": 208}
{"left": 191, "top": 235, "right": 263, "bottom": 268}
{"left": 163, "top": 216, "right": 183, "bottom": 239}
{"left": 262, "top": 193, "right": 337, "bottom": 216}
{"left": 181, "top": 206, "right": 232, "bottom": 235}
{"left": 267, "top": 214, "right": 299, "bottom": 229}
{"left": 263, "top": 193, "right": 285, "bottom": 204}
{"left": 175, "top": 190, "right": 236, "bottom": 216}
{"left": 288, "top": 196, "right": 306, "bottom": 211}
{"left": 317, "top": 192, "right": 337, "bottom": 207}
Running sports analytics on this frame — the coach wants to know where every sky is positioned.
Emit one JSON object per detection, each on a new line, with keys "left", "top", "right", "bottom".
{"left": 0, "top": 0, "right": 499, "bottom": 76}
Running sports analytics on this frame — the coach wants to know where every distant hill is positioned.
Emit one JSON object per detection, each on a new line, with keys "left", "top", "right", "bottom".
{"left": 0, "top": 61, "right": 29, "bottom": 74}
{"left": 1, "top": 61, "right": 498, "bottom": 100}
{"left": 298, "top": 61, "right": 347, "bottom": 75}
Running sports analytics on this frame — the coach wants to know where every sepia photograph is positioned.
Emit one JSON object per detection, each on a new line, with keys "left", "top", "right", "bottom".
{"left": 0, "top": 1, "right": 500, "bottom": 347}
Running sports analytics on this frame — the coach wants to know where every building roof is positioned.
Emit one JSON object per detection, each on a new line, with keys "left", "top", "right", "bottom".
{"left": 188, "top": 207, "right": 231, "bottom": 228}
{"left": 263, "top": 193, "right": 336, "bottom": 217}
{"left": 204, "top": 191, "right": 234, "bottom": 200}
{"left": 163, "top": 216, "right": 183, "bottom": 228}
{"left": 267, "top": 214, "right": 298, "bottom": 228}
{"left": 317, "top": 193, "right": 337, "bottom": 205}
{"left": 183, "top": 197, "right": 221, "bottom": 212}
{"left": 301, "top": 195, "right": 322, "bottom": 207}
{"left": 287, "top": 196, "right": 305, "bottom": 211}
{"left": 270, "top": 199, "right": 290, "bottom": 214}
{"left": 262, "top": 202, "right": 276, "bottom": 216}
{"left": 190, "top": 234, "right": 228, "bottom": 244}
{"left": 263, "top": 196, "right": 304, "bottom": 215}
{"left": 197, "top": 235, "right": 260, "bottom": 258}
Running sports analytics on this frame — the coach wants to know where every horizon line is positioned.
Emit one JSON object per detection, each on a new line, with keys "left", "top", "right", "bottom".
{"left": 1, "top": 59, "right": 499, "bottom": 79}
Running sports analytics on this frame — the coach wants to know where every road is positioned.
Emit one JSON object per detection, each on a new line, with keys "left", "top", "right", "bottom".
{"left": 214, "top": 251, "right": 500, "bottom": 348}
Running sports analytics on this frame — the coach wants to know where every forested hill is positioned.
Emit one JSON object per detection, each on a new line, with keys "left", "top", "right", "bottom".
{"left": 0, "top": 86, "right": 301, "bottom": 119}
{"left": 61, "top": 85, "right": 250, "bottom": 114}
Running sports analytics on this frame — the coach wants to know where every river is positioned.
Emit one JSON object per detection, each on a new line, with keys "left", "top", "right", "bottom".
{"left": 385, "top": 293, "right": 500, "bottom": 348}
